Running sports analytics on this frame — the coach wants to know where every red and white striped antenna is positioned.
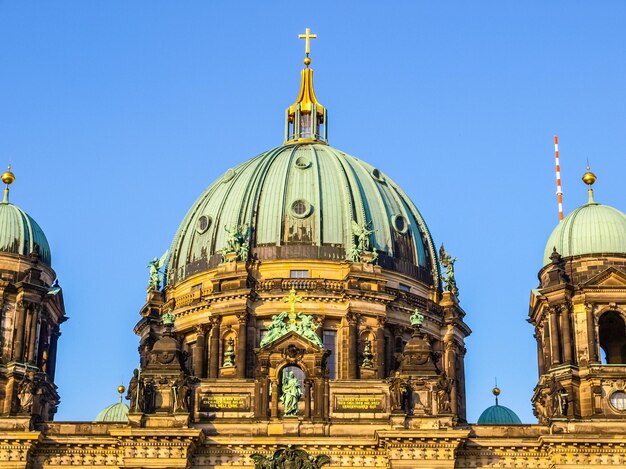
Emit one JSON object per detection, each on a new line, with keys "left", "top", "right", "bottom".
{"left": 554, "top": 135, "right": 564, "bottom": 221}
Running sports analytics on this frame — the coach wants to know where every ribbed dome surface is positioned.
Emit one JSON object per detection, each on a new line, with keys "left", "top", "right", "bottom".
{"left": 477, "top": 404, "right": 522, "bottom": 424}
{"left": 168, "top": 143, "right": 438, "bottom": 285}
{"left": 95, "top": 401, "right": 129, "bottom": 422}
{"left": 0, "top": 201, "right": 51, "bottom": 265}
{"left": 543, "top": 199, "right": 626, "bottom": 266}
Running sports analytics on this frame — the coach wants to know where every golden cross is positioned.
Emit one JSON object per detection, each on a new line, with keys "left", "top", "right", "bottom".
{"left": 283, "top": 287, "right": 302, "bottom": 315}
{"left": 299, "top": 27, "right": 317, "bottom": 56}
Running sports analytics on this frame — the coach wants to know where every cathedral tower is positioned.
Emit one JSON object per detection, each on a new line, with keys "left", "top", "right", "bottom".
{"left": 530, "top": 169, "right": 626, "bottom": 422}
{"left": 0, "top": 167, "right": 66, "bottom": 424}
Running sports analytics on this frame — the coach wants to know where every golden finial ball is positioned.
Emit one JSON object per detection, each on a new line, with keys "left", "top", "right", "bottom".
{"left": 582, "top": 170, "right": 597, "bottom": 186}
{"left": 492, "top": 386, "right": 501, "bottom": 397}
{"left": 303, "top": 57, "right": 311, "bottom": 66}
{"left": 117, "top": 385, "right": 126, "bottom": 395}
{"left": 1, "top": 166, "right": 15, "bottom": 186}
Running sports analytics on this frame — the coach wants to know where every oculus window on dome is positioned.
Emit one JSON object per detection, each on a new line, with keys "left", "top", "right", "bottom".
{"left": 290, "top": 199, "right": 313, "bottom": 218}
{"left": 294, "top": 156, "right": 311, "bottom": 169}
{"left": 196, "top": 215, "right": 211, "bottom": 234}
{"left": 392, "top": 214, "right": 409, "bottom": 234}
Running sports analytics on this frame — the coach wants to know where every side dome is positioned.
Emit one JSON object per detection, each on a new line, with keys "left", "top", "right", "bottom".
{"left": 95, "top": 401, "right": 129, "bottom": 422}
{"left": 167, "top": 143, "right": 438, "bottom": 286}
{"left": 0, "top": 199, "right": 51, "bottom": 265}
{"left": 477, "top": 403, "right": 522, "bottom": 424}
{"left": 543, "top": 198, "right": 626, "bottom": 266}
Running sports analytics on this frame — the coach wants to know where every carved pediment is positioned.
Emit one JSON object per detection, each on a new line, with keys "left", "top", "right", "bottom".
{"left": 258, "top": 330, "right": 324, "bottom": 354}
{"left": 582, "top": 267, "right": 626, "bottom": 288}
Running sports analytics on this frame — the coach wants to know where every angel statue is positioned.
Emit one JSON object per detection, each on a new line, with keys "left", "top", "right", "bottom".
{"left": 221, "top": 224, "right": 250, "bottom": 262}
{"left": 347, "top": 220, "right": 378, "bottom": 263}
{"left": 147, "top": 250, "right": 168, "bottom": 292}
{"left": 438, "top": 244, "right": 458, "bottom": 296}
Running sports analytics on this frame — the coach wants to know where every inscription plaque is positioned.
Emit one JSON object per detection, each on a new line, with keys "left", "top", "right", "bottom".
{"left": 334, "top": 394, "right": 385, "bottom": 412}
{"left": 199, "top": 393, "right": 250, "bottom": 412}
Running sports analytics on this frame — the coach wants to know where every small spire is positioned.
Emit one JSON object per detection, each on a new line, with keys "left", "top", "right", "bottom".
{"left": 117, "top": 384, "right": 126, "bottom": 403}
{"left": 493, "top": 377, "right": 500, "bottom": 406}
{"left": 582, "top": 165, "right": 597, "bottom": 204}
{"left": 285, "top": 28, "right": 327, "bottom": 144}
{"left": 1, "top": 165, "right": 15, "bottom": 204}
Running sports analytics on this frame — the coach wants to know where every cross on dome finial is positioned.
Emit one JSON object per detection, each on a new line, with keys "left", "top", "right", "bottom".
{"left": 299, "top": 27, "right": 317, "bottom": 67}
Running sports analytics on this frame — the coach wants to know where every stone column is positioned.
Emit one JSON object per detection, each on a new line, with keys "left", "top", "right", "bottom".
{"left": 27, "top": 306, "right": 40, "bottom": 364}
{"left": 346, "top": 313, "right": 359, "bottom": 380}
{"left": 304, "top": 379, "right": 312, "bottom": 418}
{"left": 13, "top": 301, "right": 27, "bottom": 362}
{"left": 542, "top": 318, "right": 551, "bottom": 367}
{"left": 208, "top": 316, "right": 221, "bottom": 379}
{"left": 549, "top": 306, "right": 562, "bottom": 365}
{"left": 560, "top": 303, "right": 573, "bottom": 364}
{"left": 375, "top": 317, "right": 386, "bottom": 379}
{"left": 3, "top": 375, "right": 16, "bottom": 414}
{"left": 535, "top": 330, "right": 545, "bottom": 375}
{"left": 444, "top": 340, "right": 458, "bottom": 416}
{"left": 193, "top": 325, "right": 207, "bottom": 378}
{"left": 236, "top": 312, "right": 248, "bottom": 378}
{"left": 586, "top": 303, "right": 599, "bottom": 363}
{"left": 255, "top": 377, "right": 269, "bottom": 419}
{"left": 271, "top": 379, "right": 279, "bottom": 418}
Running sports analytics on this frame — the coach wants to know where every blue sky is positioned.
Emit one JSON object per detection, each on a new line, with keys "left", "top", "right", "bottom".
{"left": 1, "top": 1, "right": 625, "bottom": 422}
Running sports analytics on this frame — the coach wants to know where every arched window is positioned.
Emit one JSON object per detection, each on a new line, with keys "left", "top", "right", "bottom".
{"left": 599, "top": 311, "right": 626, "bottom": 364}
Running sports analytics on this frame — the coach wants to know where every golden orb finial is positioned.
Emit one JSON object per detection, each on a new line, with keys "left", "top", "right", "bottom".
{"left": 117, "top": 385, "right": 126, "bottom": 395}
{"left": 492, "top": 386, "right": 501, "bottom": 397}
{"left": 582, "top": 165, "right": 597, "bottom": 186}
{"left": 1, "top": 165, "right": 15, "bottom": 186}
{"left": 304, "top": 57, "right": 311, "bottom": 66}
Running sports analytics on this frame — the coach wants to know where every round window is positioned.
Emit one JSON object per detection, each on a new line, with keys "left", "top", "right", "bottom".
{"left": 196, "top": 215, "right": 212, "bottom": 234}
{"left": 290, "top": 199, "right": 312, "bottom": 218}
{"left": 610, "top": 391, "right": 626, "bottom": 411}
{"left": 371, "top": 168, "right": 385, "bottom": 182}
{"left": 392, "top": 214, "right": 408, "bottom": 234}
{"left": 295, "top": 156, "right": 311, "bottom": 169}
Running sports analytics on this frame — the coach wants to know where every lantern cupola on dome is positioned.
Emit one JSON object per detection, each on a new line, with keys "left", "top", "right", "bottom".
{"left": 285, "top": 28, "right": 327, "bottom": 144}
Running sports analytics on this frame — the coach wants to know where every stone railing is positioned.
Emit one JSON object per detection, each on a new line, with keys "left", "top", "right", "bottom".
{"left": 256, "top": 278, "right": 344, "bottom": 293}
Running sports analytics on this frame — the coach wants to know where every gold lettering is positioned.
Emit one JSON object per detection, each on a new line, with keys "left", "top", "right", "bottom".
{"left": 335, "top": 395, "right": 383, "bottom": 411}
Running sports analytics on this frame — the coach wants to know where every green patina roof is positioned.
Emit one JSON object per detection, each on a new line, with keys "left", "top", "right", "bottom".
{"left": 477, "top": 403, "right": 522, "bottom": 424}
{"left": 543, "top": 194, "right": 626, "bottom": 266}
{"left": 0, "top": 200, "right": 51, "bottom": 265}
{"left": 95, "top": 400, "right": 129, "bottom": 422}
{"left": 168, "top": 143, "right": 438, "bottom": 285}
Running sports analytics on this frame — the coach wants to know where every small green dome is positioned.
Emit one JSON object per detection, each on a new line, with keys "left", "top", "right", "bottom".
{"left": 543, "top": 196, "right": 626, "bottom": 266}
{"left": 168, "top": 143, "right": 438, "bottom": 285}
{"left": 95, "top": 400, "right": 129, "bottom": 422}
{"left": 0, "top": 200, "right": 51, "bottom": 265}
{"left": 477, "top": 403, "right": 522, "bottom": 424}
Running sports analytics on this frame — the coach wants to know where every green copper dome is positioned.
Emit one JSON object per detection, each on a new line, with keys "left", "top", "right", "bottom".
{"left": 0, "top": 199, "right": 51, "bottom": 265}
{"left": 168, "top": 143, "right": 438, "bottom": 285}
{"left": 543, "top": 193, "right": 626, "bottom": 266}
{"left": 95, "top": 400, "right": 129, "bottom": 422}
{"left": 477, "top": 403, "right": 522, "bottom": 424}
